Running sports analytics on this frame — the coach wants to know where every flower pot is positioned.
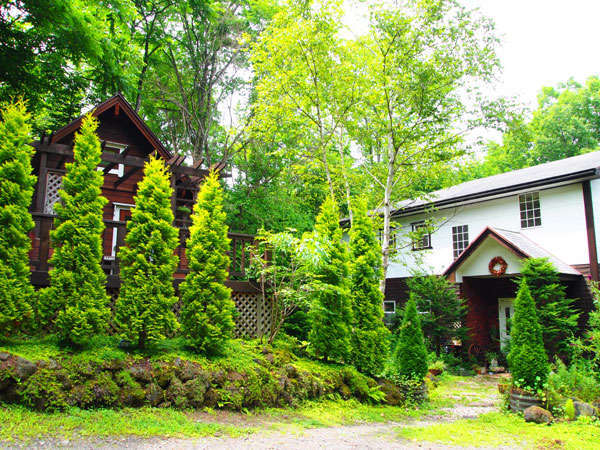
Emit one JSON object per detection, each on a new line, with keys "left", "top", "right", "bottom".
{"left": 498, "top": 383, "right": 509, "bottom": 394}
{"left": 428, "top": 368, "right": 443, "bottom": 376}
{"left": 509, "top": 389, "right": 542, "bottom": 413}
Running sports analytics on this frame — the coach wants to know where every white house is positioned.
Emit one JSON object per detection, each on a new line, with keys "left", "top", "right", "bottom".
{"left": 381, "top": 151, "right": 600, "bottom": 353}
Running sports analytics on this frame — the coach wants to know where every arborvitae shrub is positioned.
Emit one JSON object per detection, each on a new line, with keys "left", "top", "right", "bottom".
{"left": 348, "top": 198, "right": 389, "bottom": 375}
{"left": 40, "top": 115, "right": 110, "bottom": 345}
{"left": 0, "top": 101, "right": 36, "bottom": 334}
{"left": 393, "top": 295, "right": 428, "bottom": 381}
{"left": 180, "top": 171, "right": 236, "bottom": 354}
{"left": 508, "top": 279, "right": 549, "bottom": 391}
{"left": 308, "top": 196, "right": 352, "bottom": 362}
{"left": 521, "top": 258, "right": 580, "bottom": 358}
{"left": 115, "top": 158, "right": 179, "bottom": 348}
{"left": 407, "top": 274, "right": 467, "bottom": 355}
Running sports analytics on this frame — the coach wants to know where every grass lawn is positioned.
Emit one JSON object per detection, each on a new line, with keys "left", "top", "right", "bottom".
{"left": 397, "top": 412, "right": 600, "bottom": 449}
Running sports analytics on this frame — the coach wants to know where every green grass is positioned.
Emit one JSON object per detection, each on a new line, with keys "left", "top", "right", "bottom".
{"left": 396, "top": 412, "right": 600, "bottom": 449}
{"left": 0, "top": 404, "right": 254, "bottom": 442}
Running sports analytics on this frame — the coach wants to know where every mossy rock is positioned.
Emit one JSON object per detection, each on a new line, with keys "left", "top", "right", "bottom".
{"left": 146, "top": 382, "right": 164, "bottom": 407}
{"left": 17, "top": 368, "right": 68, "bottom": 411}
{"left": 128, "top": 361, "right": 152, "bottom": 383}
{"left": 173, "top": 359, "right": 201, "bottom": 382}
{"left": 377, "top": 379, "right": 403, "bottom": 406}
{"left": 166, "top": 376, "right": 188, "bottom": 408}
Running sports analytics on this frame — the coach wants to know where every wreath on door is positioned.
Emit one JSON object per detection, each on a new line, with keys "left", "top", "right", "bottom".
{"left": 488, "top": 256, "right": 508, "bottom": 277}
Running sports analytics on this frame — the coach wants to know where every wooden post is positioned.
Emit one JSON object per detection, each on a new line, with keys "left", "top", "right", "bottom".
{"left": 35, "top": 151, "right": 47, "bottom": 212}
{"left": 38, "top": 216, "right": 52, "bottom": 271}
{"left": 583, "top": 180, "right": 599, "bottom": 281}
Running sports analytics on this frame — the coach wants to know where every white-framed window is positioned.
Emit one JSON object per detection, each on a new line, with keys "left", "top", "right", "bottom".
{"left": 383, "top": 300, "right": 396, "bottom": 315}
{"left": 452, "top": 225, "right": 469, "bottom": 259}
{"left": 519, "top": 191, "right": 541, "bottom": 228}
{"left": 109, "top": 202, "right": 135, "bottom": 258}
{"left": 411, "top": 221, "right": 431, "bottom": 251}
{"left": 97, "top": 141, "right": 126, "bottom": 177}
{"left": 377, "top": 225, "right": 398, "bottom": 250}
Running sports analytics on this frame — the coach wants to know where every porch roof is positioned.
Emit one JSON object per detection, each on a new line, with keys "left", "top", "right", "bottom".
{"left": 444, "top": 226, "right": 582, "bottom": 278}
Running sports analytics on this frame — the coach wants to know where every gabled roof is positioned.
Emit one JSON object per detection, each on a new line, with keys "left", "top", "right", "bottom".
{"left": 50, "top": 93, "right": 173, "bottom": 160}
{"left": 443, "top": 226, "right": 581, "bottom": 277}
{"left": 392, "top": 151, "right": 600, "bottom": 217}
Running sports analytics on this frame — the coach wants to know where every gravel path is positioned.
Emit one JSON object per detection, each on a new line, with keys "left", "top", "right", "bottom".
{"left": 5, "top": 376, "right": 503, "bottom": 450}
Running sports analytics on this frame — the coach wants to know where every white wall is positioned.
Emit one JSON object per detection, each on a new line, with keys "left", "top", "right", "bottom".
{"left": 386, "top": 182, "right": 589, "bottom": 278}
{"left": 590, "top": 178, "right": 600, "bottom": 252}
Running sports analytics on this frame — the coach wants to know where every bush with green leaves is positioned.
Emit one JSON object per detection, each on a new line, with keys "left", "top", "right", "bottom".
{"left": 348, "top": 198, "right": 389, "bottom": 376}
{"left": 508, "top": 279, "right": 549, "bottom": 392}
{"left": 308, "top": 196, "right": 352, "bottom": 362}
{"left": 115, "top": 158, "right": 179, "bottom": 349}
{"left": 391, "top": 296, "right": 428, "bottom": 381}
{"left": 180, "top": 171, "right": 236, "bottom": 354}
{"left": 407, "top": 274, "right": 467, "bottom": 355}
{"left": 0, "top": 101, "right": 36, "bottom": 334}
{"left": 521, "top": 258, "right": 580, "bottom": 358}
{"left": 40, "top": 115, "right": 110, "bottom": 345}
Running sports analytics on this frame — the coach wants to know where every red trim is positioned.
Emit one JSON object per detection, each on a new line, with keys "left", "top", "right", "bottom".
{"left": 51, "top": 93, "right": 172, "bottom": 160}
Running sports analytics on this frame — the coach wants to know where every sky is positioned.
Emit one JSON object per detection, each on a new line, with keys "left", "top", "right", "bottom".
{"left": 343, "top": 0, "right": 600, "bottom": 111}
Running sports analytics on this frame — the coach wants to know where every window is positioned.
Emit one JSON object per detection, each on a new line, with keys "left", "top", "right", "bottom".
{"left": 383, "top": 300, "right": 396, "bottom": 315}
{"left": 377, "top": 225, "right": 398, "bottom": 250}
{"left": 452, "top": 225, "right": 469, "bottom": 259}
{"left": 519, "top": 192, "right": 541, "bottom": 228}
{"left": 97, "top": 141, "right": 126, "bottom": 177}
{"left": 411, "top": 221, "right": 431, "bottom": 250}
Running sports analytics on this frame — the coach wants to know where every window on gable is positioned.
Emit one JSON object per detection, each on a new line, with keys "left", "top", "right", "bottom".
{"left": 452, "top": 225, "right": 469, "bottom": 259}
{"left": 97, "top": 141, "right": 126, "bottom": 177}
{"left": 519, "top": 192, "right": 541, "bottom": 228}
{"left": 411, "top": 221, "right": 431, "bottom": 251}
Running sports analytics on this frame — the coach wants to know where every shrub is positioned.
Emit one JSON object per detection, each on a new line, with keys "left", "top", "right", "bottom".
{"left": 180, "top": 171, "right": 236, "bottom": 354}
{"left": 115, "top": 158, "right": 179, "bottom": 348}
{"left": 508, "top": 279, "right": 549, "bottom": 391}
{"left": 308, "top": 196, "right": 352, "bottom": 362}
{"left": 348, "top": 198, "right": 390, "bottom": 376}
{"left": 0, "top": 101, "right": 36, "bottom": 334}
{"left": 521, "top": 258, "right": 580, "bottom": 359}
{"left": 407, "top": 274, "right": 467, "bottom": 354}
{"left": 547, "top": 360, "right": 600, "bottom": 404}
{"left": 392, "top": 296, "right": 428, "bottom": 381}
{"left": 39, "top": 115, "right": 110, "bottom": 345}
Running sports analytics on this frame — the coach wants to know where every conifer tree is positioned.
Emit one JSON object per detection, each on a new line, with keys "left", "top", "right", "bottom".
{"left": 308, "top": 196, "right": 352, "bottom": 362}
{"left": 0, "top": 101, "right": 36, "bottom": 334}
{"left": 393, "top": 296, "right": 428, "bottom": 381}
{"left": 115, "top": 158, "right": 180, "bottom": 348}
{"left": 180, "top": 171, "right": 236, "bottom": 354}
{"left": 40, "top": 115, "right": 110, "bottom": 345}
{"left": 508, "top": 279, "right": 549, "bottom": 391}
{"left": 348, "top": 198, "right": 389, "bottom": 375}
{"left": 521, "top": 258, "right": 580, "bottom": 358}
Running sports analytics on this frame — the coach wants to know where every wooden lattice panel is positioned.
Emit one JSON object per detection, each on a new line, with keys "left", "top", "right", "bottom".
{"left": 233, "top": 292, "right": 271, "bottom": 338}
{"left": 44, "top": 171, "right": 63, "bottom": 214}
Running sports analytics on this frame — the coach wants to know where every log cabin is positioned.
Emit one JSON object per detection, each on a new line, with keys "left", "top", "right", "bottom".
{"left": 28, "top": 94, "right": 267, "bottom": 336}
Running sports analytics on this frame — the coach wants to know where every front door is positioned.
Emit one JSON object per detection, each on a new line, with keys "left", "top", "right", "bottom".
{"left": 498, "top": 297, "right": 515, "bottom": 350}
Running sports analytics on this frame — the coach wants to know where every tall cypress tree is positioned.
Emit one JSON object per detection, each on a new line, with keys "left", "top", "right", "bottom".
{"left": 508, "top": 279, "right": 549, "bottom": 391}
{"left": 348, "top": 198, "right": 389, "bottom": 375}
{"left": 308, "top": 196, "right": 352, "bottom": 362}
{"left": 180, "top": 171, "right": 236, "bottom": 354}
{"left": 40, "top": 115, "right": 110, "bottom": 345}
{"left": 521, "top": 258, "right": 580, "bottom": 358}
{"left": 115, "top": 157, "right": 179, "bottom": 348}
{"left": 0, "top": 101, "right": 36, "bottom": 334}
{"left": 393, "top": 295, "right": 428, "bottom": 381}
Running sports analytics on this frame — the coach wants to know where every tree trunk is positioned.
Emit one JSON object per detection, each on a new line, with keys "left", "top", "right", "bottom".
{"left": 380, "top": 136, "right": 397, "bottom": 295}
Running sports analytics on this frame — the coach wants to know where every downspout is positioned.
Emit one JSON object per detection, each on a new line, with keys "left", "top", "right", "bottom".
{"left": 582, "top": 180, "right": 599, "bottom": 281}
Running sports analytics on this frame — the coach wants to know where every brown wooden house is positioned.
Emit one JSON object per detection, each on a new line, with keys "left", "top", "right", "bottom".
{"left": 28, "top": 94, "right": 268, "bottom": 336}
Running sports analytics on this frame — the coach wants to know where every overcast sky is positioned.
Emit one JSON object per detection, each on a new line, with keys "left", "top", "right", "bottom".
{"left": 343, "top": 0, "right": 600, "bottom": 111}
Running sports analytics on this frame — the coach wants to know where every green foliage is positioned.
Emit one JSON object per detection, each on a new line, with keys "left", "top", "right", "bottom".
{"left": 564, "top": 398, "right": 576, "bottom": 421}
{"left": 0, "top": 101, "right": 36, "bottom": 334}
{"left": 407, "top": 274, "right": 468, "bottom": 355}
{"left": 308, "top": 196, "right": 352, "bottom": 362}
{"left": 39, "top": 116, "right": 110, "bottom": 345}
{"left": 520, "top": 258, "right": 580, "bottom": 359}
{"left": 547, "top": 360, "right": 600, "bottom": 405}
{"left": 392, "top": 296, "right": 428, "bottom": 381}
{"left": 348, "top": 198, "right": 389, "bottom": 375}
{"left": 115, "top": 158, "right": 179, "bottom": 349}
{"left": 508, "top": 279, "right": 549, "bottom": 391}
{"left": 180, "top": 171, "right": 236, "bottom": 354}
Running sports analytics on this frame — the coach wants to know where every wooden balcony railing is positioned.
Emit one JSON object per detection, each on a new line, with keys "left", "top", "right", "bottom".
{"left": 29, "top": 212, "right": 255, "bottom": 282}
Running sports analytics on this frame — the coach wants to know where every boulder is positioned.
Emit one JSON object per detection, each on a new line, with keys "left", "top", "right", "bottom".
{"left": 524, "top": 405, "right": 553, "bottom": 424}
{"left": 129, "top": 362, "right": 152, "bottom": 383}
{"left": 145, "top": 382, "right": 164, "bottom": 407}
{"left": 573, "top": 400, "right": 598, "bottom": 418}
{"left": 13, "top": 356, "right": 37, "bottom": 380}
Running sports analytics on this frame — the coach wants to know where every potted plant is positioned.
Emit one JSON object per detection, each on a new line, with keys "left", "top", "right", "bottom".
{"left": 428, "top": 360, "right": 446, "bottom": 376}
{"left": 486, "top": 352, "right": 499, "bottom": 372}
{"left": 507, "top": 280, "right": 549, "bottom": 412}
